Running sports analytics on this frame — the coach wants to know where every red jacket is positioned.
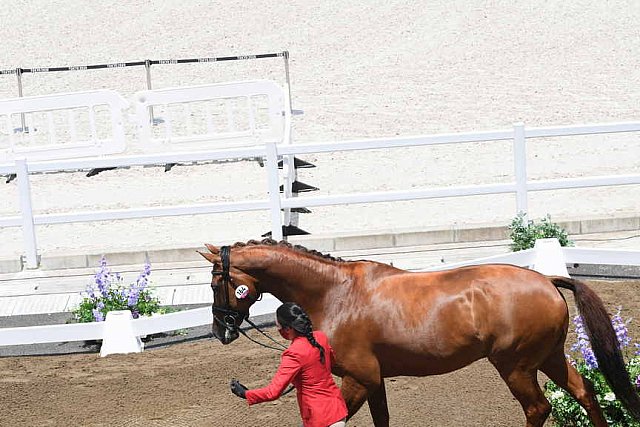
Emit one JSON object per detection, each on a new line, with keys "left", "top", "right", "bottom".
{"left": 245, "top": 331, "right": 348, "bottom": 427}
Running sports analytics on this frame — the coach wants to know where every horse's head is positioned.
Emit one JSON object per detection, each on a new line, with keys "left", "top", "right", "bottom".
{"left": 198, "top": 244, "right": 261, "bottom": 344}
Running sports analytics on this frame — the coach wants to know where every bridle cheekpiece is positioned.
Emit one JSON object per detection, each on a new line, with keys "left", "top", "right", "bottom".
{"left": 210, "top": 246, "right": 261, "bottom": 333}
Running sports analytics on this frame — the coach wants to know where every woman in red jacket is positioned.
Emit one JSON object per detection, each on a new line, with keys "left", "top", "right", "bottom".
{"left": 230, "top": 302, "right": 348, "bottom": 427}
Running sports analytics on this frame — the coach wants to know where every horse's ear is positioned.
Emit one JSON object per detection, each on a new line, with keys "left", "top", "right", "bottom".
{"left": 197, "top": 250, "right": 217, "bottom": 264}
{"left": 204, "top": 243, "right": 220, "bottom": 254}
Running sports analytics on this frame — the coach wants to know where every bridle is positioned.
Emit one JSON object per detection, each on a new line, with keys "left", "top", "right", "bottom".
{"left": 210, "top": 245, "right": 286, "bottom": 351}
{"left": 210, "top": 246, "right": 248, "bottom": 333}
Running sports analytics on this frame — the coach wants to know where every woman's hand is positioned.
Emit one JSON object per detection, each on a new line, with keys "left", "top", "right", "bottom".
{"left": 230, "top": 379, "right": 248, "bottom": 399}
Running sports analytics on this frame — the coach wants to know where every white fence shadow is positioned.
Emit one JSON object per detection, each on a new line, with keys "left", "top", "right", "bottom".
{"left": 0, "top": 238, "right": 638, "bottom": 356}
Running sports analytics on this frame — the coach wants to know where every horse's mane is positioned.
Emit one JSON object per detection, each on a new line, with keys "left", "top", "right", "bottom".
{"left": 231, "top": 238, "right": 347, "bottom": 262}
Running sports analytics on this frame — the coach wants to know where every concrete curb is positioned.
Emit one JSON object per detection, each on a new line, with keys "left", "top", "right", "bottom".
{"left": 1, "top": 215, "right": 639, "bottom": 274}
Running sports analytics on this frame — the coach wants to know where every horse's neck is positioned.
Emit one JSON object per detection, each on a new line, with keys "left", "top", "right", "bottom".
{"left": 253, "top": 249, "right": 348, "bottom": 307}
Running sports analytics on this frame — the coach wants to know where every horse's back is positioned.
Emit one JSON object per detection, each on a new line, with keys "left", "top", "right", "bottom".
{"left": 359, "top": 264, "right": 569, "bottom": 374}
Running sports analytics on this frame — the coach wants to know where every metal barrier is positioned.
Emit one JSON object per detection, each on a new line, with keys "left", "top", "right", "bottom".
{"left": 0, "top": 51, "right": 294, "bottom": 131}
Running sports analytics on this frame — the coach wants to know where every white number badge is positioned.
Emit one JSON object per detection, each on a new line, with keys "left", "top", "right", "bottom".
{"left": 235, "top": 285, "right": 250, "bottom": 300}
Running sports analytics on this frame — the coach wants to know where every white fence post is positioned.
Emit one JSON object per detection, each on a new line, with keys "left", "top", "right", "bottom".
{"left": 513, "top": 122, "right": 528, "bottom": 216}
{"left": 265, "top": 141, "right": 284, "bottom": 241}
{"left": 15, "top": 158, "right": 38, "bottom": 268}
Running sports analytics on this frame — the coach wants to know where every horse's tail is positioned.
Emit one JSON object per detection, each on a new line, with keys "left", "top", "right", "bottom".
{"left": 550, "top": 276, "right": 640, "bottom": 420}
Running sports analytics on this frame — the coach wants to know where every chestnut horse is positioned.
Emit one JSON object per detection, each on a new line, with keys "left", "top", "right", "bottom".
{"left": 199, "top": 239, "right": 640, "bottom": 426}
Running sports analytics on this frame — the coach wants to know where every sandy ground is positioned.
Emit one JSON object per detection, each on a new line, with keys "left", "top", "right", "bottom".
{"left": 2, "top": 279, "right": 640, "bottom": 426}
{"left": 0, "top": 1, "right": 639, "bottom": 260}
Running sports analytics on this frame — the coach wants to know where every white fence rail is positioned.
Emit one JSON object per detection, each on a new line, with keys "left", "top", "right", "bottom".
{"left": 0, "top": 240, "right": 638, "bottom": 356}
{"left": 1, "top": 118, "right": 640, "bottom": 269}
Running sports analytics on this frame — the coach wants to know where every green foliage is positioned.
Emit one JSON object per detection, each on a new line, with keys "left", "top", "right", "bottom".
{"left": 544, "top": 357, "right": 640, "bottom": 426}
{"left": 70, "top": 257, "right": 163, "bottom": 323}
{"left": 508, "top": 213, "right": 573, "bottom": 251}
{"left": 543, "top": 311, "right": 640, "bottom": 426}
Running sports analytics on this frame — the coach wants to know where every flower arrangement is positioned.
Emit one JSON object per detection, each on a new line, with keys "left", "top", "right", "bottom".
{"left": 544, "top": 308, "right": 640, "bottom": 426}
{"left": 71, "top": 256, "right": 163, "bottom": 323}
{"left": 508, "top": 213, "right": 573, "bottom": 252}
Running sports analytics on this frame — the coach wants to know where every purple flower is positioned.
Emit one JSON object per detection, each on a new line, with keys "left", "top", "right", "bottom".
{"left": 78, "top": 258, "right": 155, "bottom": 322}
{"left": 136, "top": 262, "right": 151, "bottom": 290}
{"left": 611, "top": 308, "right": 631, "bottom": 349}
{"left": 636, "top": 375, "right": 640, "bottom": 391}
{"left": 93, "top": 256, "right": 112, "bottom": 298}
{"left": 571, "top": 315, "right": 598, "bottom": 369}
{"left": 92, "top": 308, "right": 105, "bottom": 322}
{"left": 127, "top": 288, "right": 140, "bottom": 306}
{"left": 85, "top": 285, "right": 95, "bottom": 299}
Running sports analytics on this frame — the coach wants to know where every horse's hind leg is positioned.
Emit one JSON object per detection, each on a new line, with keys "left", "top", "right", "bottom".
{"left": 341, "top": 376, "right": 373, "bottom": 420}
{"left": 493, "top": 362, "right": 551, "bottom": 427}
{"left": 367, "top": 378, "right": 389, "bottom": 426}
{"left": 540, "top": 349, "right": 607, "bottom": 427}
{"left": 341, "top": 374, "right": 389, "bottom": 427}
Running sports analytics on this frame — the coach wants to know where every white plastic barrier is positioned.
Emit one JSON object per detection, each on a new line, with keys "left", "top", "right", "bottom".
{"left": 0, "top": 291, "right": 280, "bottom": 357}
{"left": 0, "top": 90, "right": 128, "bottom": 163}
{"left": 134, "top": 79, "right": 290, "bottom": 151}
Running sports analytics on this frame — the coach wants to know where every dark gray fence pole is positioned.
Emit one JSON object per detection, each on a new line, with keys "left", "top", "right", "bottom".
{"left": 144, "top": 59, "right": 155, "bottom": 124}
{"left": 16, "top": 68, "right": 27, "bottom": 132}
{"left": 283, "top": 51, "right": 293, "bottom": 113}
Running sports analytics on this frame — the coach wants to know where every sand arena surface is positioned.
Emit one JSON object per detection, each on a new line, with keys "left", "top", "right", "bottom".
{"left": 2, "top": 279, "right": 640, "bottom": 426}
{"left": 0, "top": 1, "right": 639, "bottom": 260}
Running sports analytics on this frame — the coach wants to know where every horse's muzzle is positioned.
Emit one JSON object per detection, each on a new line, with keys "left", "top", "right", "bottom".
{"left": 212, "top": 322, "right": 240, "bottom": 345}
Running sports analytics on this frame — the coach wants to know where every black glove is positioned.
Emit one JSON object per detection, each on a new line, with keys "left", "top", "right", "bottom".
{"left": 230, "top": 379, "right": 248, "bottom": 399}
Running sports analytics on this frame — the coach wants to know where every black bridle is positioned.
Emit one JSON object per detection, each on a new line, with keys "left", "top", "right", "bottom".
{"left": 210, "top": 246, "right": 245, "bottom": 332}
{"left": 210, "top": 246, "right": 286, "bottom": 351}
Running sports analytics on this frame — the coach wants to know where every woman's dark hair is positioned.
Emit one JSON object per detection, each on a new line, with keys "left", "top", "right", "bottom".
{"left": 276, "top": 302, "right": 325, "bottom": 363}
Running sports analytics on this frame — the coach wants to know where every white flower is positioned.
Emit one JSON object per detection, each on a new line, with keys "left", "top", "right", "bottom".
{"left": 550, "top": 390, "right": 564, "bottom": 400}
{"left": 604, "top": 392, "right": 616, "bottom": 402}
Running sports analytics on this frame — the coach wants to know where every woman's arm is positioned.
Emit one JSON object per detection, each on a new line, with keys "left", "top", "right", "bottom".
{"left": 245, "top": 351, "right": 301, "bottom": 405}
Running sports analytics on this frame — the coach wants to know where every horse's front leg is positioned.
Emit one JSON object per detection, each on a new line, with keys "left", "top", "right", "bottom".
{"left": 341, "top": 375, "right": 389, "bottom": 427}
